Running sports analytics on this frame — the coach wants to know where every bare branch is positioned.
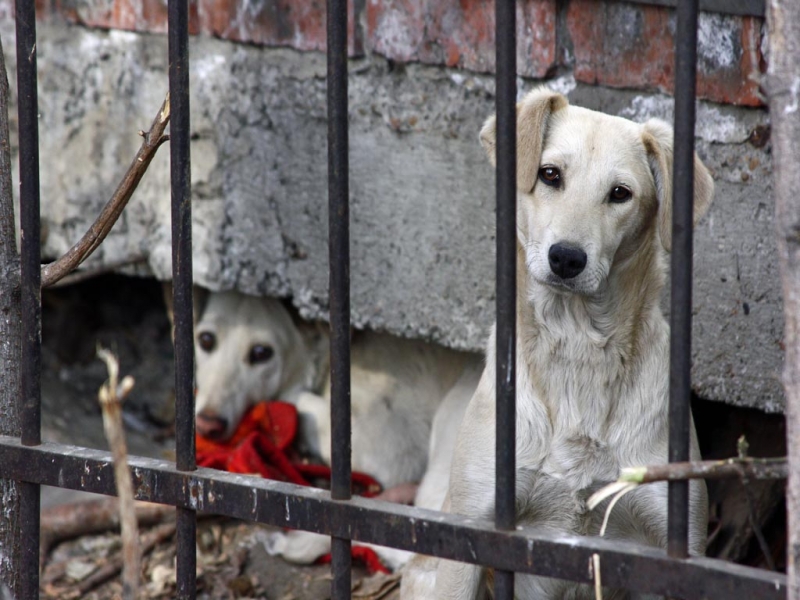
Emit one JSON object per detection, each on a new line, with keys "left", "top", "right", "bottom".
{"left": 97, "top": 347, "right": 139, "bottom": 600}
{"left": 619, "top": 457, "right": 788, "bottom": 484}
{"left": 49, "top": 254, "right": 148, "bottom": 288}
{"left": 47, "top": 521, "right": 176, "bottom": 599}
{"left": 40, "top": 95, "right": 171, "bottom": 288}
{"left": 40, "top": 498, "right": 173, "bottom": 568}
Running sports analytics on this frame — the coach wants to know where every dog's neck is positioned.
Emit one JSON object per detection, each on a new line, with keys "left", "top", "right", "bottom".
{"left": 516, "top": 236, "right": 667, "bottom": 435}
{"left": 521, "top": 236, "right": 665, "bottom": 357}
{"left": 280, "top": 321, "right": 331, "bottom": 402}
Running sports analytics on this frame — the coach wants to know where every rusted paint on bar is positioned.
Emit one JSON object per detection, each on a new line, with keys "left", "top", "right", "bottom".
{"left": 668, "top": 0, "right": 699, "bottom": 562}
{"left": 0, "top": 437, "right": 785, "bottom": 600}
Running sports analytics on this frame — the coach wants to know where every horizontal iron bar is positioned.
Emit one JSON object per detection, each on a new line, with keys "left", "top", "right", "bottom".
{"left": 0, "top": 437, "right": 785, "bottom": 600}
{"left": 627, "top": 0, "right": 764, "bottom": 17}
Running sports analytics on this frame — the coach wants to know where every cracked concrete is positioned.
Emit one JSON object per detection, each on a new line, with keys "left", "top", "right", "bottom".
{"left": 1, "top": 19, "right": 784, "bottom": 412}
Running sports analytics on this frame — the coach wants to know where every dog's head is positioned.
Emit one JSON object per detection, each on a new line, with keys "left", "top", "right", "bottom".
{"left": 193, "top": 291, "right": 306, "bottom": 440}
{"left": 480, "top": 88, "right": 714, "bottom": 297}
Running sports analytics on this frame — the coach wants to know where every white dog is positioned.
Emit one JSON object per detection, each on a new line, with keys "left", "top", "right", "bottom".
{"left": 409, "top": 88, "right": 712, "bottom": 599}
{"left": 190, "top": 289, "right": 481, "bottom": 569}
{"left": 193, "top": 290, "right": 478, "bottom": 489}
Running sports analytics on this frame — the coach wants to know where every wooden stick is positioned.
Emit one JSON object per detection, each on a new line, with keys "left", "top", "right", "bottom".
{"left": 40, "top": 95, "right": 170, "bottom": 288}
{"left": 97, "top": 347, "right": 139, "bottom": 600}
{"left": 40, "top": 498, "right": 173, "bottom": 567}
{"left": 619, "top": 457, "right": 787, "bottom": 484}
{"left": 49, "top": 255, "right": 148, "bottom": 288}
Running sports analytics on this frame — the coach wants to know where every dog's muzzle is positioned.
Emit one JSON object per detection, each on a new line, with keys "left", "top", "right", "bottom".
{"left": 548, "top": 243, "right": 587, "bottom": 280}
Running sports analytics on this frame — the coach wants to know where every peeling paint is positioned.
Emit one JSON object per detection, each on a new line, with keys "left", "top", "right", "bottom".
{"left": 784, "top": 78, "right": 800, "bottom": 115}
{"left": 697, "top": 13, "right": 737, "bottom": 72}
{"left": 548, "top": 74, "right": 577, "bottom": 98}
{"left": 193, "top": 53, "right": 227, "bottom": 83}
{"left": 620, "top": 94, "right": 758, "bottom": 144}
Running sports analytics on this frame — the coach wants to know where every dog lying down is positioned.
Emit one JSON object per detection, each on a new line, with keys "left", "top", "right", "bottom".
{"left": 401, "top": 88, "right": 713, "bottom": 599}
{"left": 192, "top": 289, "right": 482, "bottom": 569}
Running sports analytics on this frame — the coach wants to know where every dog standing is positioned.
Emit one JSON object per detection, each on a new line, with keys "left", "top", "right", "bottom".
{"left": 409, "top": 88, "right": 712, "bottom": 599}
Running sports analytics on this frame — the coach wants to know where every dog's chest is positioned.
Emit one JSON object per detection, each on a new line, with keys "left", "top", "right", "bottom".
{"left": 521, "top": 319, "right": 629, "bottom": 487}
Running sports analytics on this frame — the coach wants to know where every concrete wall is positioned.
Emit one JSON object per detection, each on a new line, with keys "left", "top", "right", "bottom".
{"left": 0, "top": 1, "right": 783, "bottom": 412}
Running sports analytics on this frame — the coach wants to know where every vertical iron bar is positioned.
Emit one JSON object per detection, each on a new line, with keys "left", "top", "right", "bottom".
{"left": 668, "top": 0, "right": 699, "bottom": 563}
{"left": 15, "top": 1, "right": 42, "bottom": 597}
{"left": 494, "top": 1, "right": 516, "bottom": 599}
{"left": 327, "top": 0, "right": 352, "bottom": 598}
{"left": 16, "top": 0, "right": 41, "bottom": 452}
{"left": 168, "top": 0, "right": 195, "bottom": 597}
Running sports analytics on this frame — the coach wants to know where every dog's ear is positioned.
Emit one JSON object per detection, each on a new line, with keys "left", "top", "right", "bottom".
{"left": 642, "top": 119, "right": 715, "bottom": 253}
{"left": 161, "top": 284, "right": 210, "bottom": 347}
{"left": 479, "top": 88, "right": 569, "bottom": 193}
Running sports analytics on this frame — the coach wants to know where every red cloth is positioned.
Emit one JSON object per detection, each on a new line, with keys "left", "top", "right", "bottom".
{"left": 196, "top": 401, "right": 389, "bottom": 573}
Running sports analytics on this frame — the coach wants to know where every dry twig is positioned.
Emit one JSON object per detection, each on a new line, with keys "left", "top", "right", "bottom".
{"left": 97, "top": 347, "right": 139, "bottom": 600}
{"left": 40, "top": 498, "right": 173, "bottom": 568}
{"left": 617, "top": 456, "right": 787, "bottom": 485}
{"left": 41, "top": 95, "right": 170, "bottom": 288}
{"left": 52, "top": 521, "right": 177, "bottom": 600}
{"left": 50, "top": 255, "right": 148, "bottom": 288}
{"left": 589, "top": 448, "right": 787, "bottom": 574}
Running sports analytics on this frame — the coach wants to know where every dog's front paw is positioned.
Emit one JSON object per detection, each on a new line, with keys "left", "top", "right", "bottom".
{"left": 263, "top": 530, "right": 333, "bottom": 564}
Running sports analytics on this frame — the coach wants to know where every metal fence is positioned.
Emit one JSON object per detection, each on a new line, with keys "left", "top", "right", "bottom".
{"left": 0, "top": 0, "right": 787, "bottom": 598}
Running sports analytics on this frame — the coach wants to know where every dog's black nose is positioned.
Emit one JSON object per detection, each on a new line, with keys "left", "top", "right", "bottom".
{"left": 548, "top": 244, "right": 587, "bottom": 279}
{"left": 196, "top": 411, "right": 229, "bottom": 440}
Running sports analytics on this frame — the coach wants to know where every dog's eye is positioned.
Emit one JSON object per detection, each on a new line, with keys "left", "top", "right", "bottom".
{"left": 248, "top": 344, "right": 275, "bottom": 365}
{"left": 538, "top": 166, "right": 561, "bottom": 187}
{"left": 609, "top": 186, "right": 632, "bottom": 203}
{"left": 197, "top": 331, "right": 216, "bottom": 352}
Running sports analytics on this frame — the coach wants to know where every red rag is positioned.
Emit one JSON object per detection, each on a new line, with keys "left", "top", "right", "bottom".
{"left": 318, "top": 546, "right": 391, "bottom": 575}
{"left": 195, "top": 401, "right": 392, "bottom": 572}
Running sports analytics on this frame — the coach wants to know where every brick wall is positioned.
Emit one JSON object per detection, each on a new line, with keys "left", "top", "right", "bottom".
{"left": 36, "top": 0, "right": 767, "bottom": 104}
{"left": 42, "top": 0, "right": 765, "bottom": 106}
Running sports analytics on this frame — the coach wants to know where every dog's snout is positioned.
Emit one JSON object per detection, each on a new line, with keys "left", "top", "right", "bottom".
{"left": 196, "top": 411, "right": 229, "bottom": 440}
{"left": 548, "top": 244, "right": 587, "bottom": 280}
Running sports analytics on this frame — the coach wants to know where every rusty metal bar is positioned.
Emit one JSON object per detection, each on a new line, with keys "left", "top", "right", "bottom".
{"left": 327, "top": 0, "right": 353, "bottom": 597}
{"left": 668, "top": 0, "right": 700, "bottom": 562}
{"left": 0, "top": 436, "right": 786, "bottom": 600}
{"left": 168, "top": 0, "right": 196, "bottom": 596}
{"left": 494, "top": 0, "right": 517, "bottom": 598}
{"left": 15, "top": 0, "right": 42, "bottom": 596}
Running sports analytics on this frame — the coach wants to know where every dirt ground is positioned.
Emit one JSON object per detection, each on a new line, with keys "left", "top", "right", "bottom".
{"left": 39, "top": 274, "right": 399, "bottom": 599}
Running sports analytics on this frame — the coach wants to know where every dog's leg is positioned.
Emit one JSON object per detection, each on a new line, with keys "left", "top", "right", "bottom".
{"left": 265, "top": 529, "right": 413, "bottom": 571}
{"left": 433, "top": 384, "right": 502, "bottom": 599}
{"left": 435, "top": 558, "right": 488, "bottom": 600}
{"left": 400, "top": 554, "right": 440, "bottom": 600}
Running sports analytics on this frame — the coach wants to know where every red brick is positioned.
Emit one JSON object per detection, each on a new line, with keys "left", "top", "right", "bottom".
{"left": 366, "top": 0, "right": 557, "bottom": 79}
{"left": 56, "top": 0, "right": 201, "bottom": 35}
{"left": 197, "top": 0, "right": 363, "bottom": 55}
{"left": 696, "top": 15, "right": 764, "bottom": 106}
{"left": 567, "top": 1, "right": 764, "bottom": 107}
{"left": 1, "top": 0, "right": 56, "bottom": 20}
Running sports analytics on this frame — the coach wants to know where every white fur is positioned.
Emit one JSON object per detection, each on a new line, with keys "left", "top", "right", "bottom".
{"left": 407, "top": 89, "right": 713, "bottom": 599}
{"left": 192, "top": 290, "right": 481, "bottom": 569}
